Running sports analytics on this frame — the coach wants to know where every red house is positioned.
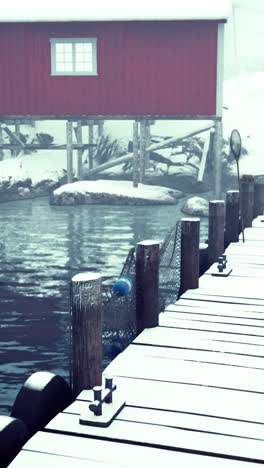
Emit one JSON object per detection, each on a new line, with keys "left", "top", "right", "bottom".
{"left": 0, "top": 1, "right": 230, "bottom": 119}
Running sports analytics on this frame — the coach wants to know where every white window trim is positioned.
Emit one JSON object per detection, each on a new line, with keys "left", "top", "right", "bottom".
{"left": 50, "top": 38, "right": 98, "bottom": 76}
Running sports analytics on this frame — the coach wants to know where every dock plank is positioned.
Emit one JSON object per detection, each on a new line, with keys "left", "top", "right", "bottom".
{"left": 13, "top": 431, "right": 262, "bottom": 468}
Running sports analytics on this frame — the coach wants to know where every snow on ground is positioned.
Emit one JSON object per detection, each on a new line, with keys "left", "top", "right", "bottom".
{"left": 52, "top": 180, "right": 181, "bottom": 204}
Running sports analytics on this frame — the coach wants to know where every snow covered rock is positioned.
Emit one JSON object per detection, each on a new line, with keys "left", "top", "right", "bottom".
{"left": 50, "top": 180, "right": 182, "bottom": 206}
{"left": 181, "top": 196, "right": 209, "bottom": 217}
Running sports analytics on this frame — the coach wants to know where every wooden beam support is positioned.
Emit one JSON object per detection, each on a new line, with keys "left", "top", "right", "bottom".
{"left": 70, "top": 272, "right": 102, "bottom": 398}
{"left": 76, "top": 121, "right": 83, "bottom": 180}
{"left": 225, "top": 190, "right": 240, "bottom": 246}
{"left": 88, "top": 121, "right": 94, "bottom": 170}
{"left": 213, "top": 120, "right": 223, "bottom": 199}
{"left": 133, "top": 122, "right": 140, "bottom": 188}
{"left": 179, "top": 218, "right": 200, "bottom": 296}
{"left": 240, "top": 175, "right": 255, "bottom": 228}
{"left": 208, "top": 200, "right": 225, "bottom": 265}
{"left": 146, "top": 125, "right": 214, "bottom": 153}
{"left": 136, "top": 240, "right": 160, "bottom": 335}
{"left": 66, "top": 120, "right": 73, "bottom": 183}
{"left": 0, "top": 124, "right": 4, "bottom": 161}
{"left": 139, "top": 120, "right": 146, "bottom": 184}
{"left": 254, "top": 177, "right": 264, "bottom": 217}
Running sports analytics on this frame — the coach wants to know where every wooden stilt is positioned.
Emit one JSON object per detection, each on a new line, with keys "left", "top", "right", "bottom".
{"left": 88, "top": 121, "right": 94, "bottom": 169}
{"left": 76, "top": 120, "right": 83, "bottom": 180}
{"left": 208, "top": 200, "right": 225, "bottom": 265}
{"left": 70, "top": 272, "right": 102, "bottom": 398}
{"left": 214, "top": 120, "right": 223, "bottom": 199}
{"left": 144, "top": 121, "right": 151, "bottom": 171}
{"left": 179, "top": 218, "right": 200, "bottom": 296}
{"left": 66, "top": 120, "right": 73, "bottom": 183}
{"left": 133, "top": 121, "right": 140, "bottom": 188}
{"left": 98, "top": 120, "right": 104, "bottom": 138}
{"left": 0, "top": 124, "right": 4, "bottom": 161}
{"left": 139, "top": 120, "right": 146, "bottom": 183}
{"left": 15, "top": 121, "right": 20, "bottom": 157}
{"left": 136, "top": 240, "right": 160, "bottom": 335}
{"left": 225, "top": 190, "right": 240, "bottom": 246}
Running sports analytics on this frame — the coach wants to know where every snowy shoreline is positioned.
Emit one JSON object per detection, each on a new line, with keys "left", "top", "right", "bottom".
{"left": 50, "top": 180, "right": 184, "bottom": 206}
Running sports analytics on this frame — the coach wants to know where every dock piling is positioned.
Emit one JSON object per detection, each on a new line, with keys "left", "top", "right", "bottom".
{"left": 179, "top": 218, "right": 200, "bottom": 296}
{"left": 254, "top": 177, "right": 264, "bottom": 217}
{"left": 240, "top": 175, "right": 255, "bottom": 228}
{"left": 208, "top": 200, "right": 225, "bottom": 265}
{"left": 136, "top": 240, "right": 160, "bottom": 334}
{"left": 70, "top": 272, "right": 102, "bottom": 398}
{"left": 225, "top": 190, "right": 240, "bottom": 246}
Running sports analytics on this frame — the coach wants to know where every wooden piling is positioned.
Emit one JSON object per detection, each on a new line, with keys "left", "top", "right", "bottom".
{"left": 70, "top": 272, "right": 102, "bottom": 398}
{"left": 88, "top": 120, "right": 94, "bottom": 169}
{"left": 254, "top": 177, "right": 264, "bottom": 217}
{"left": 98, "top": 120, "right": 104, "bottom": 138}
{"left": 133, "top": 121, "right": 140, "bottom": 188}
{"left": 66, "top": 121, "right": 73, "bottom": 183}
{"left": 136, "top": 240, "right": 160, "bottom": 335}
{"left": 15, "top": 121, "right": 20, "bottom": 157}
{"left": 214, "top": 120, "right": 223, "bottom": 199}
{"left": 240, "top": 175, "right": 254, "bottom": 228}
{"left": 0, "top": 124, "right": 4, "bottom": 161}
{"left": 208, "top": 200, "right": 225, "bottom": 265}
{"left": 139, "top": 120, "right": 146, "bottom": 183}
{"left": 179, "top": 218, "right": 200, "bottom": 296}
{"left": 225, "top": 190, "right": 240, "bottom": 246}
{"left": 76, "top": 120, "right": 83, "bottom": 180}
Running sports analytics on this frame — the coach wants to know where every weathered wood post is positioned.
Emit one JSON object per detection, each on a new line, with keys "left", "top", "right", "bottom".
{"left": 0, "top": 123, "right": 4, "bottom": 161}
{"left": 70, "top": 272, "right": 102, "bottom": 398}
{"left": 88, "top": 120, "right": 94, "bottom": 169}
{"left": 240, "top": 175, "right": 254, "bottom": 228}
{"left": 208, "top": 200, "right": 225, "bottom": 265}
{"left": 98, "top": 120, "right": 104, "bottom": 138}
{"left": 66, "top": 120, "right": 73, "bottom": 183}
{"left": 225, "top": 190, "right": 240, "bottom": 246}
{"left": 136, "top": 240, "right": 159, "bottom": 335}
{"left": 144, "top": 120, "right": 151, "bottom": 171}
{"left": 179, "top": 218, "right": 200, "bottom": 296}
{"left": 139, "top": 120, "right": 146, "bottom": 184}
{"left": 76, "top": 120, "right": 83, "bottom": 180}
{"left": 15, "top": 120, "right": 20, "bottom": 157}
{"left": 214, "top": 120, "right": 223, "bottom": 199}
{"left": 133, "top": 121, "right": 140, "bottom": 188}
{"left": 254, "top": 176, "right": 264, "bottom": 217}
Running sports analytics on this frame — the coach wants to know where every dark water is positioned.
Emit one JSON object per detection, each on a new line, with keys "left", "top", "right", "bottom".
{"left": 0, "top": 196, "right": 208, "bottom": 415}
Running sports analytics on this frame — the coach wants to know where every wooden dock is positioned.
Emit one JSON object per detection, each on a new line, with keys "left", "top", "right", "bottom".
{"left": 9, "top": 215, "right": 264, "bottom": 466}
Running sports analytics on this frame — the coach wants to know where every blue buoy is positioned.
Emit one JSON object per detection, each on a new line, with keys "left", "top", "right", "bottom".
{"left": 113, "top": 277, "right": 133, "bottom": 297}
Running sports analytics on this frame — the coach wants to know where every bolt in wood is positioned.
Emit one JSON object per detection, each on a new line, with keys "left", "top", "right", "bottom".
{"left": 70, "top": 272, "right": 102, "bottom": 398}
{"left": 179, "top": 218, "right": 200, "bottom": 296}
{"left": 136, "top": 240, "right": 160, "bottom": 335}
{"left": 208, "top": 200, "right": 225, "bottom": 265}
{"left": 225, "top": 190, "right": 240, "bottom": 246}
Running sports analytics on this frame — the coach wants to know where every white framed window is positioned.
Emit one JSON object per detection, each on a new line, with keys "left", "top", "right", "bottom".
{"left": 50, "top": 38, "right": 97, "bottom": 76}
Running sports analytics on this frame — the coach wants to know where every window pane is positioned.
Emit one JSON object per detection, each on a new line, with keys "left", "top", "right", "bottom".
{"left": 64, "top": 63, "right": 73, "bottom": 71}
{"left": 83, "top": 43, "right": 92, "bottom": 52}
{"left": 56, "top": 63, "right": 65, "bottom": 72}
{"left": 76, "top": 52, "right": 84, "bottom": 62}
{"left": 75, "top": 63, "right": 85, "bottom": 71}
{"left": 76, "top": 43, "right": 84, "bottom": 52}
{"left": 64, "top": 44, "right": 72, "bottom": 52}
{"left": 56, "top": 52, "right": 64, "bottom": 61}
{"left": 65, "top": 53, "right": 72, "bottom": 62}
{"left": 56, "top": 44, "right": 63, "bottom": 52}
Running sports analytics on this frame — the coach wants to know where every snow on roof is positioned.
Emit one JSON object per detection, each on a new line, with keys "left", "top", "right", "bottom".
{"left": 0, "top": 0, "right": 231, "bottom": 22}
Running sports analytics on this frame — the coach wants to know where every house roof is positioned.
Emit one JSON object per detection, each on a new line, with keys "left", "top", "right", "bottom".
{"left": 0, "top": 0, "right": 231, "bottom": 22}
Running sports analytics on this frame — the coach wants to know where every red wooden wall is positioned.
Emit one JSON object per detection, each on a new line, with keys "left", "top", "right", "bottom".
{"left": 0, "top": 21, "right": 219, "bottom": 116}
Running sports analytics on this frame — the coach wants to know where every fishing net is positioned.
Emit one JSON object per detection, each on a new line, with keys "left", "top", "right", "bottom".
{"left": 102, "top": 220, "right": 182, "bottom": 366}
